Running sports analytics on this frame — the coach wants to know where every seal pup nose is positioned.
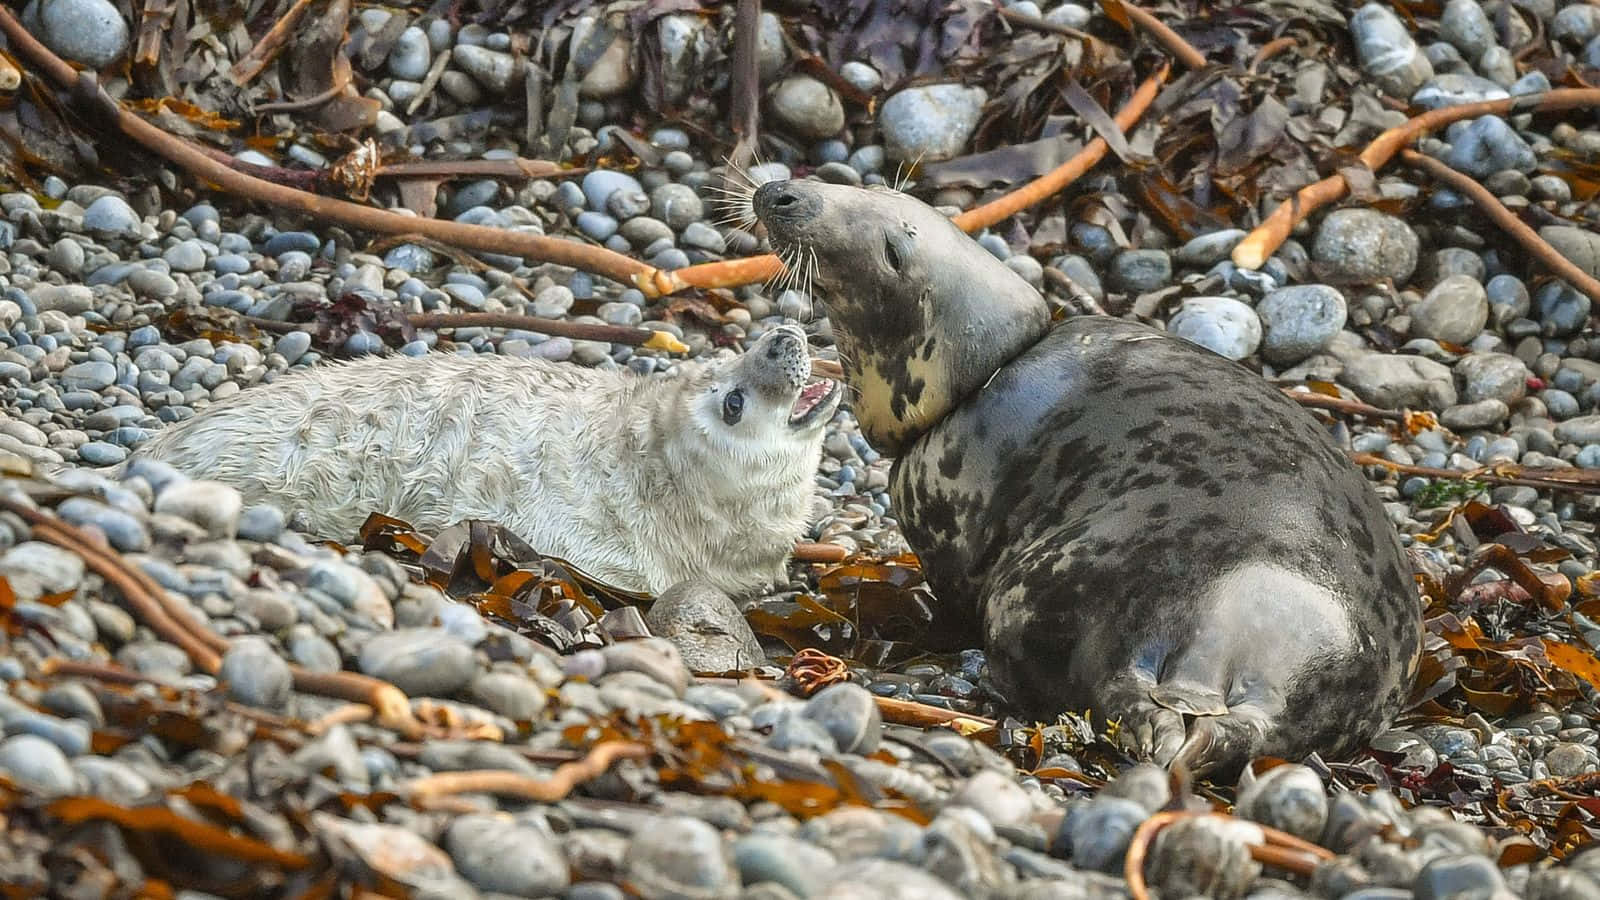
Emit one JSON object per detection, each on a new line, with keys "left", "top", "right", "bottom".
{"left": 752, "top": 181, "right": 813, "bottom": 223}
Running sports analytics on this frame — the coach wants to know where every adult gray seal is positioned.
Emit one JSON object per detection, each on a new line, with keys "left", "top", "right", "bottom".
{"left": 129, "top": 325, "right": 841, "bottom": 596}
{"left": 753, "top": 180, "right": 1421, "bottom": 776}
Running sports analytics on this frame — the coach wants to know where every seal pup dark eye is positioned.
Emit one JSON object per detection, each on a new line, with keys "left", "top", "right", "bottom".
{"left": 722, "top": 389, "right": 745, "bottom": 425}
{"left": 884, "top": 235, "right": 902, "bottom": 272}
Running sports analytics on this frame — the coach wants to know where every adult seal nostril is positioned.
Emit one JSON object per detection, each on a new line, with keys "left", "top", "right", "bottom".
{"left": 753, "top": 179, "right": 1422, "bottom": 779}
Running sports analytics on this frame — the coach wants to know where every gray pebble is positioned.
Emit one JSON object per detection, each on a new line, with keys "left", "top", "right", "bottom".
{"left": 0, "top": 734, "right": 78, "bottom": 796}
{"left": 1167, "top": 297, "right": 1262, "bottom": 360}
{"left": 444, "top": 814, "right": 570, "bottom": 896}
{"left": 358, "top": 628, "right": 477, "bottom": 696}
{"left": 219, "top": 636, "right": 293, "bottom": 709}
{"left": 878, "top": 84, "right": 988, "bottom": 162}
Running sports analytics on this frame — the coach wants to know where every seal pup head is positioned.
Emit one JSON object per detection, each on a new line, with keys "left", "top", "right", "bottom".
{"left": 753, "top": 180, "right": 1050, "bottom": 455}
{"left": 679, "top": 324, "right": 842, "bottom": 469}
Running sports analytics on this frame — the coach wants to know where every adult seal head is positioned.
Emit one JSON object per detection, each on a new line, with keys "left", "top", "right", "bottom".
{"left": 754, "top": 180, "right": 1422, "bottom": 777}
{"left": 129, "top": 324, "right": 841, "bottom": 597}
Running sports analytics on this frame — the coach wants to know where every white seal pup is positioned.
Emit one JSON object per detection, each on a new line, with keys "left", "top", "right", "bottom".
{"left": 754, "top": 179, "right": 1422, "bottom": 777}
{"left": 129, "top": 325, "right": 841, "bottom": 596}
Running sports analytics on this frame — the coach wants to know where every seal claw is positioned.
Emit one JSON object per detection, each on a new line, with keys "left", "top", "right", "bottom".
{"left": 1149, "top": 682, "right": 1230, "bottom": 718}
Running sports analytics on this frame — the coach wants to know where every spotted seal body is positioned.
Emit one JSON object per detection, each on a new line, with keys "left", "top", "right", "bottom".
{"left": 755, "top": 180, "right": 1421, "bottom": 775}
{"left": 131, "top": 325, "right": 841, "bottom": 596}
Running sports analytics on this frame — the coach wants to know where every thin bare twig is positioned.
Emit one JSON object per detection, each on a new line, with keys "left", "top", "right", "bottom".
{"left": 1233, "top": 88, "right": 1600, "bottom": 270}
{"left": 1350, "top": 452, "right": 1600, "bottom": 494}
{"left": 1400, "top": 149, "right": 1600, "bottom": 306}
{"left": 1108, "top": 1, "right": 1208, "bottom": 71}
{"left": 401, "top": 741, "right": 650, "bottom": 800}
{"left": 230, "top": 0, "right": 322, "bottom": 85}
{"left": 793, "top": 542, "right": 848, "bottom": 563}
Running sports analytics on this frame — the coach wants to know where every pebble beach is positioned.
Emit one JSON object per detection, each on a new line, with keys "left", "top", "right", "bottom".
{"left": 3, "top": 0, "right": 1600, "bottom": 896}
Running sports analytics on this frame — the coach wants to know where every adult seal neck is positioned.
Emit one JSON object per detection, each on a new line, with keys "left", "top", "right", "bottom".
{"left": 754, "top": 180, "right": 1051, "bottom": 455}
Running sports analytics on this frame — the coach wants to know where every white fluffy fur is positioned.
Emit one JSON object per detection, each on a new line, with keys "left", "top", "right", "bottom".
{"left": 132, "top": 327, "right": 835, "bottom": 596}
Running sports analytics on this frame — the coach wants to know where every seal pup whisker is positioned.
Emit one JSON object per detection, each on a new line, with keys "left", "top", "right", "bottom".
{"left": 751, "top": 178, "right": 1422, "bottom": 779}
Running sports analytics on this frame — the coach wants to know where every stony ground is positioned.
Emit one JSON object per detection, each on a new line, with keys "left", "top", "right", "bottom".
{"left": 3, "top": 0, "right": 1600, "bottom": 896}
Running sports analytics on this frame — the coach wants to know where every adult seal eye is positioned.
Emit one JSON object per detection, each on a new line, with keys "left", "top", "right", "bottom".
{"left": 884, "top": 236, "right": 902, "bottom": 272}
{"left": 722, "top": 389, "right": 745, "bottom": 425}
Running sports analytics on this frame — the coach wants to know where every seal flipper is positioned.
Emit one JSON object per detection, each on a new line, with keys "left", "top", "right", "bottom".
{"left": 1149, "top": 682, "right": 1229, "bottom": 717}
{"left": 1168, "top": 705, "right": 1273, "bottom": 777}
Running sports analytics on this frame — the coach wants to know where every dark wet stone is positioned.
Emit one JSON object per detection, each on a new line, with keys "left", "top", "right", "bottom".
{"left": 733, "top": 833, "right": 836, "bottom": 897}
{"left": 444, "top": 814, "right": 570, "bottom": 897}
{"left": 800, "top": 682, "right": 881, "bottom": 755}
{"left": 358, "top": 628, "right": 477, "bottom": 697}
{"left": 621, "top": 816, "right": 737, "bottom": 899}
{"left": 219, "top": 636, "right": 293, "bottom": 709}
{"left": 1414, "top": 854, "right": 1507, "bottom": 900}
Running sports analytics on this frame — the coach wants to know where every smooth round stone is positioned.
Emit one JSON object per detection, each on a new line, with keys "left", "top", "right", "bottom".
{"left": 1257, "top": 284, "right": 1346, "bottom": 364}
{"left": 264, "top": 231, "right": 320, "bottom": 255}
{"left": 621, "top": 817, "right": 737, "bottom": 899}
{"left": 237, "top": 504, "right": 286, "bottom": 543}
{"left": 82, "top": 194, "right": 140, "bottom": 236}
{"left": 0, "top": 734, "right": 78, "bottom": 796}
{"left": 1312, "top": 208, "right": 1419, "bottom": 283}
{"left": 597, "top": 302, "right": 643, "bottom": 327}
{"left": 1414, "top": 854, "right": 1507, "bottom": 899}
{"left": 275, "top": 331, "right": 313, "bottom": 365}
{"left": 154, "top": 479, "right": 243, "bottom": 539}
{"left": 388, "top": 26, "right": 433, "bottom": 80}
{"left": 1108, "top": 249, "right": 1172, "bottom": 294}
{"left": 441, "top": 283, "right": 485, "bottom": 309}
{"left": 1411, "top": 275, "right": 1489, "bottom": 344}
{"left": 219, "top": 637, "right": 293, "bottom": 709}
{"left": 34, "top": 0, "right": 130, "bottom": 68}
{"left": 1350, "top": 2, "right": 1433, "bottom": 97}
{"left": 276, "top": 250, "right": 312, "bottom": 282}
{"left": 1176, "top": 229, "right": 1247, "bottom": 267}
{"left": 581, "top": 170, "right": 646, "bottom": 212}
{"left": 1534, "top": 282, "right": 1591, "bottom": 336}
{"left": 650, "top": 183, "right": 705, "bottom": 231}
{"left": 77, "top": 441, "right": 127, "bottom": 465}
{"left": 733, "top": 834, "right": 836, "bottom": 898}
{"left": 769, "top": 75, "right": 846, "bottom": 140}
{"left": 1069, "top": 796, "right": 1148, "bottom": 872}
{"left": 383, "top": 244, "right": 434, "bottom": 273}
{"left": 162, "top": 239, "right": 207, "bottom": 273}
{"left": 467, "top": 671, "right": 547, "bottom": 721}
{"left": 1439, "top": 0, "right": 1497, "bottom": 60}
{"left": 1445, "top": 115, "right": 1536, "bottom": 177}
{"left": 800, "top": 682, "right": 881, "bottom": 755}
{"left": 1168, "top": 297, "right": 1262, "bottom": 360}
{"left": 576, "top": 211, "right": 620, "bottom": 242}
{"left": 128, "top": 268, "right": 178, "bottom": 298}
{"left": 1541, "top": 225, "right": 1600, "bottom": 280}
{"left": 358, "top": 628, "right": 477, "bottom": 696}
{"left": 60, "top": 360, "right": 116, "bottom": 392}
{"left": 878, "top": 83, "right": 988, "bottom": 162}
{"left": 680, "top": 221, "right": 726, "bottom": 254}
{"left": 1554, "top": 4, "right": 1600, "bottom": 45}
{"left": 1455, "top": 352, "right": 1528, "bottom": 404}
{"left": 211, "top": 253, "right": 250, "bottom": 275}
{"left": 606, "top": 188, "right": 651, "bottom": 220}
{"left": 444, "top": 814, "right": 569, "bottom": 896}
{"left": 288, "top": 628, "right": 342, "bottom": 672}
{"left": 532, "top": 285, "right": 575, "bottom": 318}
{"left": 73, "top": 756, "right": 151, "bottom": 803}
{"left": 115, "top": 640, "right": 190, "bottom": 679}
{"left": 48, "top": 238, "right": 86, "bottom": 275}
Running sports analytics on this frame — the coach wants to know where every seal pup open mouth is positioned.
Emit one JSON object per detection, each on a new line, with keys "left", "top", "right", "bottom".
{"left": 754, "top": 178, "right": 1421, "bottom": 779}
{"left": 129, "top": 324, "right": 838, "bottom": 597}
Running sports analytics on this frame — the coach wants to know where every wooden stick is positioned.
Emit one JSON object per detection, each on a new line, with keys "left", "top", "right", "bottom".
{"left": 1112, "top": 1, "right": 1208, "bottom": 71}
{"left": 230, "top": 0, "right": 323, "bottom": 85}
{"left": 401, "top": 741, "right": 650, "bottom": 800}
{"left": 1400, "top": 149, "right": 1600, "bottom": 306}
{"left": 1233, "top": 88, "right": 1600, "bottom": 270}
{"left": 951, "top": 66, "right": 1168, "bottom": 232}
{"left": 793, "top": 542, "right": 849, "bottom": 563}
{"left": 0, "top": 7, "right": 666, "bottom": 294}
{"left": 1349, "top": 452, "right": 1600, "bottom": 494}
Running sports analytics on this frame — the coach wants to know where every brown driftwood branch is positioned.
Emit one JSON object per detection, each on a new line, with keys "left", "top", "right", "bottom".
{"left": 1400, "top": 149, "right": 1600, "bottom": 306}
{"left": 1350, "top": 452, "right": 1600, "bottom": 494}
{"left": 0, "top": 495, "right": 431, "bottom": 738}
{"left": 0, "top": 6, "right": 667, "bottom": 293}
{"left": 401, "top": 741, "right": 650, "bottom": 800}
{"left": 793, "top": 542, "right": 849, "bottom": 563}
{"left": 1283, "top": 389, "right": 1408, "bottom": 423}
{"left": 1107, "top": 1, "right": 1208, "bottom": 71}
{"left": 230, "top": 0, "right": 322, "bottom": 85}
{"left": 1233, "top": 88, "right": 1600, "bottom": 270}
